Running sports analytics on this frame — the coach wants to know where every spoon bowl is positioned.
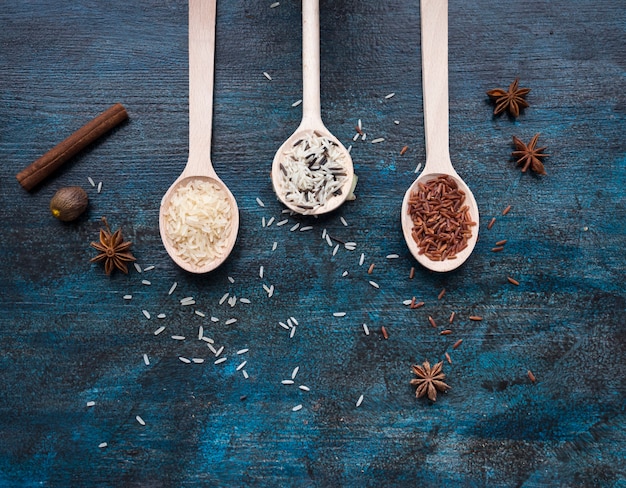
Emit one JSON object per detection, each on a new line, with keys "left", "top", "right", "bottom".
{"left": 159, "top": 0, "right": 239, "bottom": 273}
{"left": 401, "top": 0, "right": 479, "bottom": 272}
{"left": 271, "top": 0, "right": 354, "bottom": 216}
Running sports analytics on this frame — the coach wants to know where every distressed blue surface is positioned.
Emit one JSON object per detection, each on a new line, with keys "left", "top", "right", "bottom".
{"left": 1, "top": 0, "right": 625, "bottom": 486}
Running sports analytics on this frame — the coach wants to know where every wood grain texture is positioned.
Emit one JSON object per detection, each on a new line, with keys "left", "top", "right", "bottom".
{"left": 1, "top": 0, "right": 625, "bottom": 486}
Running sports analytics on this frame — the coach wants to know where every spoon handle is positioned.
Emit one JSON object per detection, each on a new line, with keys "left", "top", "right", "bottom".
{"left": 421, "top": 0, "right": 453, "bottom": 174}
{"left": 187, "top": 0, "right": 216, "bottom": 172}
{"left": 301, "top": 0, "right": 323, "bottom": 127}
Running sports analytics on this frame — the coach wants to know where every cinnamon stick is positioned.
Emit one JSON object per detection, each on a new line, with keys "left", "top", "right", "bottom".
{"left": 16, "top": 103, "right": 128, "bottom": 191}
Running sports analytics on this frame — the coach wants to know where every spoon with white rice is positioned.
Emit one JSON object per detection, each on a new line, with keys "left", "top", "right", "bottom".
{"left": 271, "top": 0, "right": 355, "bottom": 216}
{"left": 159, "top": 0, "right": 239, "bottom": 273}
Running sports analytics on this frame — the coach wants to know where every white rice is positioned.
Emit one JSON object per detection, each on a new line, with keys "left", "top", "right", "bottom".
{"left": 195, "top": 310, "right": 205, "bottom": 317}
{"left": 143, "top": 265, "right": 155, "bottom": 271}
{"left": 359, "top": 253, "right": 365, "bottom": 266}
{"left": 237, "top": 348, "right": 249, "bottom": 355}
{"left": 291, "top": 99, "right": 302, "bottom": 107}
{"left": 236, "top": 361, "right": 247, "bottom": 371}
{"left": 179, "top": 356, "right": 191, "bottom": 364}
{"left": 371, "top": 138, "right": 385, "bottom": 144}
{"left": 157, "top": 313, "right": 166, "bottom": 319}
{"left": 281, "top": 380, "right": 294, "bottom": 385}
{"left": 290, "top": 223, "right": 300, "bottom": 232}
{"left": 215, "top": 346, "right": 224, "bottom": 357}
{"left": 198, "top": 326, "right": 204, "bottom": 340}
{"left": 299, "top": 226, "right": 313, "bottom": 232}
{"left": 342, "top": 270, "right": 348, "bottom": 277}
{"left": 225, "top": 318, "right": 237, "bottom": 325}
{"left": 202, "top": 337, "right": 215, "bottom": 344}
{"left": 168, "top": 282, "right": 178, "bottom": 295}
{"left": 290, "top": 317, "right": 299, "bottom": 325}
{"left": 332, "top": 244, "right": 339, "bottom": 256}
{"left": 143, "top": 354, "right": 150, "bottom": 365}
{"left": 136, "top": 415, "right": 145, "bottom": 426}
{"left": 97, "top": 181, "right": 102, "bottom": 193}
{"left": 123, "top": 295, "right": 132, "bottom": 300}
{"left": 240, "top": 298, "right": 251, "bottom": 304}
{"left": 292, "top": 404, "right": 303, "bottom": 412}
{"left": 333, "top": 312, "right": 346, "bottom": 317}
{"left": 242, "top": 370, "right": 249, "bottom": 379}
{"left": 289, "top": 326, "right": 296, "bottom": 338}
{"left": 369, "top": 281, "right": 380, "bottom": 289}
{"left": 228, "top": 276, "right": 235, "bottom": 284}
{"left": 386, "top": 254, "right": 400, "bottom": 259}
{"left": 142, "top": 280, "right": 151, "bottom": 286}
{"left": 267, "top": 217, "right": 275, "bottom": 227}
{"left": 211, "top": 316, "right": 219, "bottom": 322}
{"left": 219, "top": 292, "right": 229, "bottom": 305}
{"left": 86, "top": 401, "right": 95, "bottom": 407}
{"left": 362, "top": 323, "right": 370, "bottom": 335}
{"left": 414, "top": 162, "right": 423, "bottom": 174}
{"left": 385, "top": 92, "right": 396, "bottom": 99}
{"left": 134, "top": 263, "right": 142, "bottom": 273}
{"left": 259, "top": 265, "right": 264, "bottom": 278}
{"left": 272, "top": 241, "right": 278, "bottom": 251}
{"left": 207, "top": 344, "right": 217, "bottom": 354}
{"left": 270, "top": 2, "right": 280, "bottom": 8}
{"left": 299, "top": 385, "right": 310, "bottom": 392}
{"left": 171, "top": 335, "right": 185, "bottom": 341}
{"left": 340, "top": 216, "right": 348, "bottom": 226}
{"left": 263, "top": 71, "right": 272, "bottom": 80}
{"left": 154, "top": 326, "right": 165, "bottom": 335}
{"left": 88, "top": 177, "right": 95, "bottom": 187}
{"left": 192, "top": 358, "right": 205, "bottom": 364}
{"left": 291, "top": 366, "right": 299, "bottom": 379}
{"left": 356, "top": 394, "right": 364, "bottom": 407}
{"left": 99, "top": 442, "right": 107, "bottom": 448}
{"left": 256, "top": 197, "right": 265, "bottom": 207}
{"left": 214, "top": 357, "right": 227, "bottom": 365}
{"left": 279, "top": 321, "right": 290, "bottom": 330}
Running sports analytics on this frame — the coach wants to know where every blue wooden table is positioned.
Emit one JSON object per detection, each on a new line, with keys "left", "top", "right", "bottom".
{"left": 1, "top": 1, "right": 624, "bottom": 486}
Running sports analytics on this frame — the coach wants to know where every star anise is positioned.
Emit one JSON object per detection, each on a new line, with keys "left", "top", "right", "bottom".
{"left": 512, "top": 133, "right": 548, "bottom": 175}
{"left": 410, "top": 360, "right": 450, "bottom": 402}
{"left": 486, "top": 79, "right": 530, "bottom": 117}
{"left": 90, "top": 217, "right": 136, "bottom": 275}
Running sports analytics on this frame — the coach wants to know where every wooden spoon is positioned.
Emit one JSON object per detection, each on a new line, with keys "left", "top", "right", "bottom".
{"left": 401, "top": 0, "right": 479, "bottom": 273}
{"left": 271, "top": 0, "right": 355, "bottom": 216}
{"left": 159, "top": 0, "right": 239, "bottom": 273}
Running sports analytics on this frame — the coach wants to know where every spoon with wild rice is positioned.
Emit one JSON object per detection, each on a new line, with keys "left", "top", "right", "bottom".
{"left": 401, "top": 0, "right": 479, "bottom": 273}
{"left": 271, "top": 0, "right": 355, "bottom": 216}
{"left": 159, "top": 0, "right": 239, "bottom": 273}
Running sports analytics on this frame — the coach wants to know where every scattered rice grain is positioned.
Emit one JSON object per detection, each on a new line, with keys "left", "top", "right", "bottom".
{"left": 340, "top": 216, "right": 348, "bottom": 226}
{"left": 168, "top": 282, "right": 178, "bottom": 295}
{"left": 428, "top": 316, "right": 437, "bottom": 328}
{"left": 242, "top": 370, "right": 249, "bottom": 379}
{"left": 214, "top": 357, "right": 227, "bottom": 365}
{"left": 369, "top": 280, "right": 380, "bottom": 289}
{"left": 282, "top": 379, "right": 295, "bottom": 385}
{"left": 154, "top": 326, "right": 165, "bottom": 335}
{"left": 445, "top": 352, "right": 452, "bottom": 364}
{"left": 371, "top": 137, "right": 385, "bottom": 144}
{"left": 99, "top": 442, "right": 108, "bottom": 448}
{"left": 332, "top": 244, "right": 339, "bottom": 256}
{"left": 386, "top": 254, "right": 399, "bottom": 259}
{"left": 236, "top": 361, "right": 247, "bottom": 371}
{"left": 97, "top": 181, "right": 102, "bottom": 193}
{"left": 292, "top": 99, "right": 303, "bottom": 107}
{"left": 123, "top": 294, "right": 132, "bottom": 300}
{"left": 195, "top": 310, "right": 206, "bottom": 317}
{"left": 356, "top": 394, "right": 364, "bottom": 407}
{"left": 143, "top": 354, "right": 150, "bottom": 365}
{"left": 192, "top": 358, "right": 205, "bottom": 364}
{"left": 487, "top": 217, "right": 496, "bottom": 230}
{"left": 86, "top": 401, "right": 95, "bottom": 407}
{"left": 438, "top": 288, "right": 446, "bottom": 300}
{"left": 157, "top": 313, "right": 166, "bottom": 319}
{"left": 292, "top": 404, "right": 303, "bottom": 412}
{"left": 276, "top": 219, "right": 289, "bottom": 226}
{"left": 299, "top": 385, "right": 310, "bottom": 392}
{"left": 469, "top": 315, "right": 483, "bottom": 321}
{"left": 384, "top": 92, "right": 396, "bottom": 99}
{"left": 507, "top": 276, "right": 520, "bottom": 286}
{"left": 267, "top": 217, "right": 275, "bottom": 227}
{"left": 333, "top": 312, "right": 346, "bottom": 317}
{"left": 88, "top": 176, "right": 95, "bottom": 187}
{"left": 290, "top": 223, "right": 300, "bottom": 232}
{"left": 263, "top": 71, "right": 272, "bottom": 80}
{"left": 136, "top": 415, "right": 145, "bottom": 426}
{"left": 359, "top": 253, "right": 365, "bottom": 266}
{"left": 215, "top": 346, "right": 224, "bottom": 357}
{"left": 502, "top": 205, "right": 512, "bottom": 216}
{"left": 527, "top": 370, "right": 536, "bottom": 383}
{"left": 237, "top": 348, "right": 249, "bottom": 355}
{"left": 291, "top": 366, "right": 299, "bottom": 379}
{"left": 452, "top": 339, "right": 463, "bottom": 350}
{"left": 409, "top": 266, "right": 415, "bottom": 279}
{"left": 362, "top": 323, "right": 370, "bottom": 335}
{"left": 381, "top": 326, "right": 389, "bottom": 339}
{"left": 179, "top": 356, "right": 191, "bottom": 364}
{"left": 133, "top": 263, "right": 142, "bottom": 273}
{"left": 142, "top": 280, "right": 151, "bottom": 286}
{"left": 171, "top": 335, "right": 185, "bottom": 341}
{"left": 256, "top": 197, "right": 265, "bottom": 207}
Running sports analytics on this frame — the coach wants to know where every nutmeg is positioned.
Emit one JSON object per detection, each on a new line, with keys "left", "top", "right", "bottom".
{"left": 50, "top": 186, "right": 89, "bottom": 221}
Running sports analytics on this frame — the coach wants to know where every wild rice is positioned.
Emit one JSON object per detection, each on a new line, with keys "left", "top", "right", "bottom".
{"left": 507, "top": 276, "right": 520, "bottom": 286}
{"left": 136, "top": 415, "right": 145, "bottom": 426}
{"left": 356, "top": 394, "right": 364, "bottom": 407}
{"left": 469, "top": 315, "right": 483, "bottom": 321}
{"left": 527, "top": 370, "right": 536, "bottom": 383}
{"left": 381, "top": 326, "right": 389, "bottom": 339}
{"left": 438, "top": 288, "right": 446, "bottom": 300}
{"left": 154, "top": 326, "right": 165, "bottom": 335}
{"left": 367, "top": 263, "right": 375, "bottom": 274}
{"left": 277, "top": 131, "right": 350, "bottom": 214}
{"left": 487, "top": 217, "right": 496, "bottom": 230}
{"left": 452, "top": 339, "right": 463, "bottom": 350}
{"left": 502, "top": 205, "right": 512, "bottom": 215}
{"left": 406, "top": 175, "right": 476, "bottom": 261}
